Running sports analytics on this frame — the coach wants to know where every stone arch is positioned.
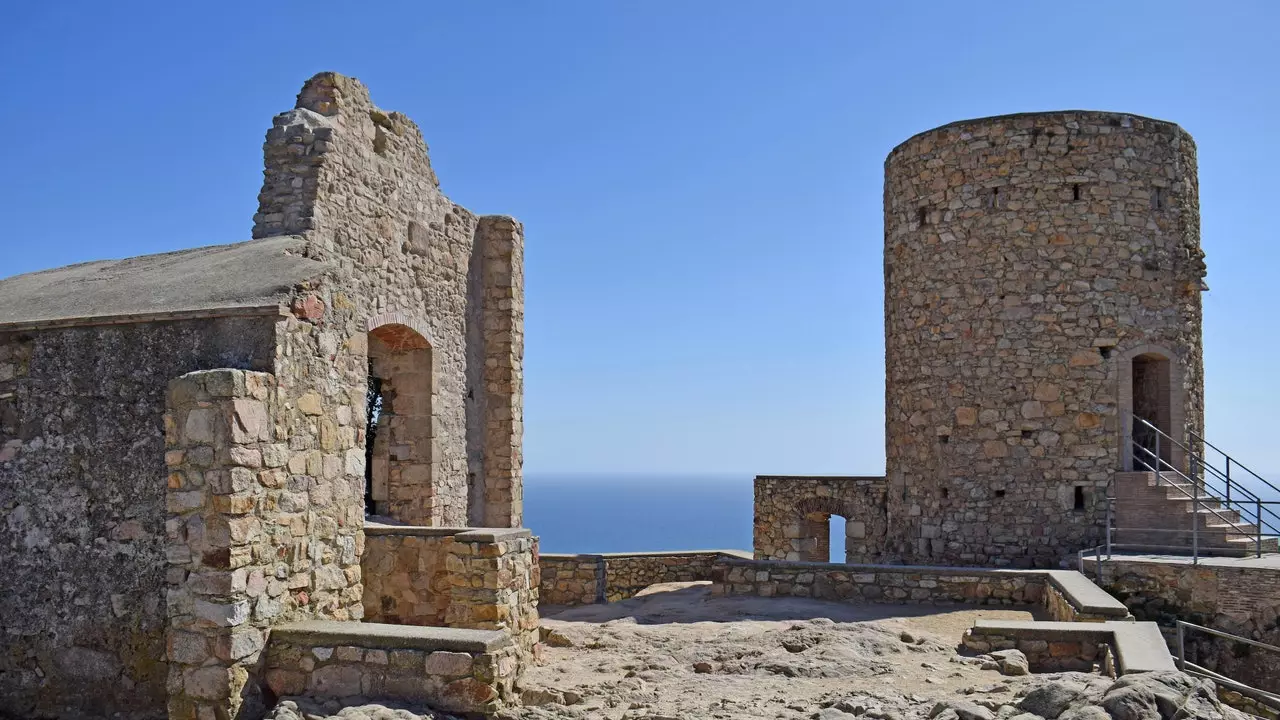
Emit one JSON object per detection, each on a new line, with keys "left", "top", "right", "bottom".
{"left": 795, "top": 497, "right": 857, "bottom": 563}
{"left": 1115, "top": 343, "right": 1185, "bottom": 472}
{"left": 366, "top": 314, "right": 440, "bottom": 525}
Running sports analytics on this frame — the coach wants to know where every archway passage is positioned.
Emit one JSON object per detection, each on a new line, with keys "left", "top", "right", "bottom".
{"left": 1131, "top": 353, "right": 1172, "bottom": 469}
{"left": 795, "top": 497, "right": 855, "bottom": 563}
{"left": 366, "top": 323, "right": 436, "bottom": 525}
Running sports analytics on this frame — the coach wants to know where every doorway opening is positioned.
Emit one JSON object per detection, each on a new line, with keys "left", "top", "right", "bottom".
{"left": 366, "top": 322, "right": 435, "bottom": 524}
{"left": 1131, "top": 352, "right": 1172, "bottom": 469}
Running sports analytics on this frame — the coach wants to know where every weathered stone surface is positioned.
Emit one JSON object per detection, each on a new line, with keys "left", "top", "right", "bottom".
{"left": 883, "top": 111, "right": 1205, "bottom": 567}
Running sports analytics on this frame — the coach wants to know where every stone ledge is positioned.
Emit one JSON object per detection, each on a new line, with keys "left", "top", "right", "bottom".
{"left": 269, "top": 621, "right": 510, "bottom": 653}
{"left": 969, "top": 620, "right": 1176, "bottom": 674}
{"left": 1043, "top": 571, "right": 1130, "bottom": 618}
{"left": 363, "top": 522, "right": 532, "bottom": 543}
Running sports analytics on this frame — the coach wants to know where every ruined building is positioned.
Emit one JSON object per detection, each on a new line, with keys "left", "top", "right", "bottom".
{"left": 0, "top": 73, "right": 534, "bottom": 719}
{"left": 757, "top": 111, "right": 1220, "bottom": 567}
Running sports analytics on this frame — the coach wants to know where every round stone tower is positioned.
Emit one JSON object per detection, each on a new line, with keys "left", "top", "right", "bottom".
{"left": 883, "top": 111, "right": 1206, "bottom": 567}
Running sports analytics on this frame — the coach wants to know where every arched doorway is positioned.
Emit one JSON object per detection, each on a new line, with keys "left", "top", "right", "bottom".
{"left": 1131, "top": 352, "right": 1172, "bottom": 469}
{"left": 365, "top": 320, "right": 437, "bottom": 525}
{"left": 796, "top": 497, "right": 854, "bottom": 563}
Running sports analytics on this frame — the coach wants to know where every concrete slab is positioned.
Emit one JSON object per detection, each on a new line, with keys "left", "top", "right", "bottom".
{"left": 970, "top": 619, "right": 1176, "bottom": 674}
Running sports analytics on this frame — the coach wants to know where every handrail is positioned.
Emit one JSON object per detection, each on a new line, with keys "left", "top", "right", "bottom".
{"left": 1189, "top": 428, "right": 1280, "bottom": 498}
{"left": 1177, "top": 620, "right": 1280, "bottom": 699}
{"left": 1130, "top": 442, "right": 1253, "bottom": 535}
{"left": 1126, "top": 413, "right": 1279, "bottom": 557}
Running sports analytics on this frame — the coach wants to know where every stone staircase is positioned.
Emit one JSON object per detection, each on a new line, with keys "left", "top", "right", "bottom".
{"left": 1112, "top": 471, "right": 1280, "bottom": 556}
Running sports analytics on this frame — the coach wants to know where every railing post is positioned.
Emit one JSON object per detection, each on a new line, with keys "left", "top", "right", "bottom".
{"left": 1192, "top": 479, "right": 1199, "bottom": 565}
{"left": 1225, "top": 457, "right": 1232, "bottom": 510}
{"left": 1177, "top": 622, "right": 1186, "bottom": 671}
{"left": 1258, "top": 498, "right": 1264, "bottom": 559}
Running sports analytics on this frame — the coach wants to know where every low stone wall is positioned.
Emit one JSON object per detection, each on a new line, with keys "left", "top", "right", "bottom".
{"left": 264, "top": 621, "right": 519, "bottom": 715}
{"left": 711, "top": 558, "right": 1129, "bottom": 623}
{"left": 962, "top": 627, "right": 1103, "bottom": 672}
{"left": 754, "top": 475, "right": 889, "bottom": 563}
{"left": 1087, "top": 557, "right": 1280, "bottom": 692}
{"left": 361, "top": 525, "right": 539, "bottom": 656}
{"left": 540, "top": 551, "right": 752, "bottom": 606}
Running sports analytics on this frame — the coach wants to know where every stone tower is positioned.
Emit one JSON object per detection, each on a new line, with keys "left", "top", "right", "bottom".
{"left": 883, "top": 111, "right": 1206, "bottom": 567}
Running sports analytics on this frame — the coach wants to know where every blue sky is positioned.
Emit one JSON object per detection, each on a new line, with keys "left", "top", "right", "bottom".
{"left": 2, "top": 2, "right": 1278, "bottom": 477}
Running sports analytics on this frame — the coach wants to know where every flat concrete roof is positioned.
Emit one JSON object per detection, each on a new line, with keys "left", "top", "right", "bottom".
{"left": 0, "top": 235, "right": 331, "bottom": 329}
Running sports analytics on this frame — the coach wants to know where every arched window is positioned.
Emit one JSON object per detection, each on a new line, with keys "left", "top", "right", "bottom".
{"left": 366, "top": 321, "right": 437, "bottom": 525}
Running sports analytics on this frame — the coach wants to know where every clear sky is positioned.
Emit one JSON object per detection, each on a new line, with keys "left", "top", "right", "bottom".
{"left": 2, "top": 2, "right": 1278, "bottom": 476}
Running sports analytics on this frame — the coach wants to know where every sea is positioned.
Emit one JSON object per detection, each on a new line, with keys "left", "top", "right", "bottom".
{"left": 524, "top": 474, "right": 756, "bottom": 554}
{"left": 524, "top": 472, "right": 1280, "bottom": 559}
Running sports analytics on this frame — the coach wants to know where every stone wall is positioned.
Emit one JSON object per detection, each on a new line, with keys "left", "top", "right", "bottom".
{"left": 539, "top": 551, "right": 752, "bottom": 607}
{"left": 961, "top": 628, "right": 1103, "bottom": 673}
{"left": 253, "top": 72, "right": 523, "bottom": 528}
{"left": 715, "top": 559, "right": 1047, "bottom": 606}
{"left": 264, "top": 621, "right": 520, "bottom": 715}
{"left": 1089, "top": 558, "right": 1280, "bottom": 691}
{"left": 711, "top": 557, "right": 1129, "bottom": 624}
{"left": 753, "top": 476, "right": 889, "bottom": 563}
{"left": 0, "top": 317, "right": 277, "bottom": 718}
{"left": 163, "top": 369, "right": 364, "bottom": 719}
{"left": 361, "top": 525, "right": 539, "bottom": 655}
{"left": 883, "top": 111, "right": 1206, "bottom": 567}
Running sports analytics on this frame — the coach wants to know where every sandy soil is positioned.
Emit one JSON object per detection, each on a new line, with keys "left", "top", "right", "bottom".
{"left": 503, "top": 582, "right": 1055, "bottom": 719}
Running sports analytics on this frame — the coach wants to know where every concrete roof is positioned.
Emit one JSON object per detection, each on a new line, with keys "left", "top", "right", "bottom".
{"left": 0, "top": 235, "right": 331, "bottom": 329}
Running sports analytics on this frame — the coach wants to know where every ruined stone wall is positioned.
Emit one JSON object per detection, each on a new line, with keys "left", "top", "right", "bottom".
{"left": 753, "top": 476, "right": 889, "bottom": 563}
{"left": 163, "top": 369, "right": 364, "bottom": 719}
{"left": 361, "top": 526, "right": 539, "bottom": 656}
{"left": 1091, "top": 559, "right": 1280, "bottom": 691}
{"left": 538, "top": 551, "right": 754, "bottom": 607}
{"left": 884, "top": 111, "right": 1205, "bottom": 567}
{"left": 0, "top": 318, "right": 276, "bottom": 719}
{"left": 253, "top": 72, "right": 523, "bottom": 528}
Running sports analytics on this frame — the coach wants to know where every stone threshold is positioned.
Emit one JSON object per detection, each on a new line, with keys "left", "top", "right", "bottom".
{"left": 270, "top": 620, "right": 511, "bottom": 653}
{"left": 968, "top": 619, "right": 1175, "bottom": 674}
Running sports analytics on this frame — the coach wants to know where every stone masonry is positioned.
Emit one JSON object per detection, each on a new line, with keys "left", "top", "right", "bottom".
{"left": 753, "top": 476, "right": 889, "bottom": 563}
{"left": 0, "top": 72, "right": 529, "bottom": 719}
{"left": 882, "top": 111, "right": 1206, "bottom": 567}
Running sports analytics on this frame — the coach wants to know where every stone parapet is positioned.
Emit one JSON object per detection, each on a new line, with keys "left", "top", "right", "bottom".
{"left": 539, "top": 550, "right": 752, "bottom": 607}
{"left": 264, "top": 620, "right": 519, "bottom": 715}
{"left": 753, "top": 476, "right": 889, "bottom": 563}
{"left": 361, "top": 524, "right": 539, "bottom": 657}
{"left": 709, "top": 558, "right": 1129, "bottom": 622}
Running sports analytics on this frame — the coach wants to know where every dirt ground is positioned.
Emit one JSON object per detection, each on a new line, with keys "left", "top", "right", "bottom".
{"left": 504, "top": 582, "right": 1054, "bottom": 719}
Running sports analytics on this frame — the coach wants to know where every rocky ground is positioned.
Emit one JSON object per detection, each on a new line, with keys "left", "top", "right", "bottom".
{"left": 268, "top": 582, "right": 1255, "bottom": 720}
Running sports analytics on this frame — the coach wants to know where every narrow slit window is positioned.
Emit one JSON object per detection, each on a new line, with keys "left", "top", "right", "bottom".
{"left": 1074, "top": 486, "right": 1086, "bottom": 511}
{"left": 1152, "top": 187, "right": 1164, "bottom": 210}
{"left": 995, "top": 490, "right": 1006, "bottom": 499}
{"left": 918, "top": 207, "right": 929, "bottom": 226}
{"left": 1072, "top": 184, "right": 1081, "bottom": 201}
{"left": 987, "top": 187, "right": 1000, "bottom": 209}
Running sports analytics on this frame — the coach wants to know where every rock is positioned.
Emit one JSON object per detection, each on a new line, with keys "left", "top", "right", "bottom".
{"left": 520, "top": 688, "right": 565, "bottom": 706}
{"left": 991, "top": 649, "right": 1029, "bottom": 677}
{"left": 1019, "top": 681, "right": 1089, "bottom": 719}
{"left": 931, "top": 699, "right": 996, "bottom": 720}
{"left": 541, "top": 628, "right": 575, "bottom": 648}
{"left": 900, "top": 631, "right": 919, "bottom": 644}
{"left": 1100, "top": 685, "right": 1161, "bottom": 720}
{"left": 693, "top": 662, "right": 713, "bottom": 674}
{"left": 817, "top": 709, "right": 861, "bottom": 720}
{"left": 1058, "top": 707, "right": 1110, "bottom": 720}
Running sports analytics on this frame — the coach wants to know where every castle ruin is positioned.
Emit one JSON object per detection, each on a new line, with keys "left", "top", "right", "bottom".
{"left": 0, "top": 73, "right": 535, "bottom": 719}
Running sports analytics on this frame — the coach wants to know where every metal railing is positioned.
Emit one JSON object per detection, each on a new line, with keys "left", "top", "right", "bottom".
{"left": 1177, "top": 620, "right": 1280, "bottom": 706}
{"left": 1111, "top": 413, "right": 1279, "bottom": 561}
